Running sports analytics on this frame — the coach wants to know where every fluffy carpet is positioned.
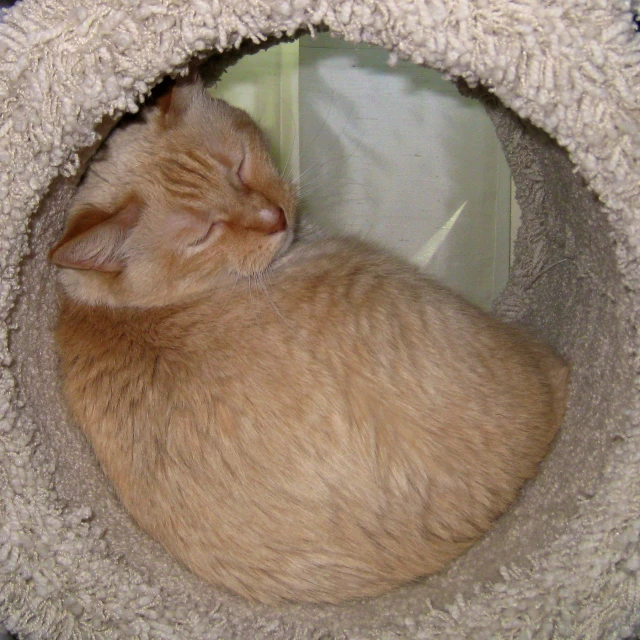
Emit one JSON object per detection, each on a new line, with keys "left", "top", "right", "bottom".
{"left": 0, "top": 0, "right": 639, "bottom": 638}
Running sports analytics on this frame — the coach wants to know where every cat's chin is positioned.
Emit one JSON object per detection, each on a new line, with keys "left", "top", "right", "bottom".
{"left": 270, "top": 226, "right": 295, "bottom": 263}
{"left": 231, "top": 226, "right": 295, "bottom": 279}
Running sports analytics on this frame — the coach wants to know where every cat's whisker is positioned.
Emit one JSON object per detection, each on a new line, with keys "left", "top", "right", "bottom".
{"left": 294, "top": 163, "right": 326, "bottom": 189}
{"left": 212, "top": 271, "right": 241, "bottom": 321}
{"left": 279, "top": 100, "right": 299, "bottom": 183}
{"left": 296, "top": 176, "right": 367, "bottom": 199}
{"left": 295, "top": 134, "right": 370, "bottom": 199}
{"left": 296, "top": 89, "right": 337, "bottom": 165}
{"left": 247, "top": 273, "right": 262, "bottom": 329}
{"left": 92, "top": 169, "right": 114, "bottom": 187}
{"left": 257, "top": 271, "right": 292, "bottom": 330}
{"left": 294, "top": 156, "right": 350, "bottom": 194}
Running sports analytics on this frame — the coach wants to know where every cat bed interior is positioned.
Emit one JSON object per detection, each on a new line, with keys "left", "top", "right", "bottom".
{"left": 1, "top": 1, "right": 640, "bottom": 638}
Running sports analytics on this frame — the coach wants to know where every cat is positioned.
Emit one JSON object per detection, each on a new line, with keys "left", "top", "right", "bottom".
{"left": 50, "top": 73, "right": 569, "bottom": 604}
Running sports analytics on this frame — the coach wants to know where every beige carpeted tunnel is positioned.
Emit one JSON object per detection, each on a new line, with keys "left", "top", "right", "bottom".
{"left": 1, "top": 0, "right": 640, "bottom": 638}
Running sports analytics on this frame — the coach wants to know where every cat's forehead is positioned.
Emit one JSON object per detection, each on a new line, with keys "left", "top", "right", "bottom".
{"left": 193, "top": 96, "right": 267, "bottom": 150}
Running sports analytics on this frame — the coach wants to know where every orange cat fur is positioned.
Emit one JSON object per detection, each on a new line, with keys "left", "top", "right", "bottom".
{"left": 50, "top": 75, "right": 569, "bottom": 604}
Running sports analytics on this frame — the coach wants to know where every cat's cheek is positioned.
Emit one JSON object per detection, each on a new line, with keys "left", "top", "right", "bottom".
{"left": 58, "top": 269, "right": 120, "bottom": 307}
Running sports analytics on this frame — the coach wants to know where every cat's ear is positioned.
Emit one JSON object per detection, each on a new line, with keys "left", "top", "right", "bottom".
{"left": 156, "top": 84, "right": 179, "bottom": 128}
{"left": 156, "top": 70, "right": 204, "bottom": 129}
{"left": 50, "top": 197, "right": 143, "bottom": 272}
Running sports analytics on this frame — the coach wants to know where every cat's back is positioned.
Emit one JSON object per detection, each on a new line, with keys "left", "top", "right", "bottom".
{"left": 266, "top": 234, "right": 560, "bottom": 377}
{"left": 56, "top": 234, "right": 569, "bottom": 604}
{"left": 58, "top": 234, "right": 567, "bottom": 452}
{"left": 170, "top": 234, "right": 568, "bottom": 495}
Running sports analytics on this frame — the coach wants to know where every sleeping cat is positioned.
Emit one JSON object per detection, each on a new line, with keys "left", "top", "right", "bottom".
{"left": 50, "top": 74, "right": 569, "bottom": 604}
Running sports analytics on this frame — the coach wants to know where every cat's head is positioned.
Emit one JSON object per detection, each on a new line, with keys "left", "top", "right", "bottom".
{"left": 50, "top": 74, "right": 296, "bottom": 307}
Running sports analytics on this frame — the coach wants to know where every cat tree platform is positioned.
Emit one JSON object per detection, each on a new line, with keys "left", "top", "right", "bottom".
{"left": 1, "top": 0, "right": 640, "bottom": 638}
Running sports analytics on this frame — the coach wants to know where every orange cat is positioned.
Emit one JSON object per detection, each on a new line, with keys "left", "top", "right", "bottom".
{"left": 50, "top": 74, "right": 569, "bottom": 604}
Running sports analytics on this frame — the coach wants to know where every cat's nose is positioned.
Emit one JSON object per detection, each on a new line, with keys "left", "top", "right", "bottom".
{"left": 258, "top": 206, "right": 287, "bottom": 234}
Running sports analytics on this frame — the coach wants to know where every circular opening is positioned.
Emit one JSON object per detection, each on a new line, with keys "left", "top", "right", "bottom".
{"left": 12, "top": 31, "right": 581, "bottom": 618}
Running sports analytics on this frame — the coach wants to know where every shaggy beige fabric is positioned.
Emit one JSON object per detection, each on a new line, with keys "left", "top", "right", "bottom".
{"left": 1, "top": 0, "right": 639, "bottom": 638}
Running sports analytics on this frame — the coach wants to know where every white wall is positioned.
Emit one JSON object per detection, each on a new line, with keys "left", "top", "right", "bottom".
{"left": 298, "top": 34, "right": 511, "bottom": 308}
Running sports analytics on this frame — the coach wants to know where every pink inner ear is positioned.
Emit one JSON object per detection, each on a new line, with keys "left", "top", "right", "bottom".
{"left": 155, "top": 72, "right": 204, "bottom": 130}
{"left": 157, "top": 86, "right": 175, "bottom": 118}
{"left": 156, "top": 83, "right": 182, "bottom": 130}
{"left": 237, "top": 156, "right": 249, "bottom": 185}
{"left": 50, "top": 197, "right": 143, "bottom": 272}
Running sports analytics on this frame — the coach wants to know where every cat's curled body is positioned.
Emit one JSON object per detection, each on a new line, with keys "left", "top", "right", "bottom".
{"left": 51, "top": 76, "right": 569, "bottom": 604}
